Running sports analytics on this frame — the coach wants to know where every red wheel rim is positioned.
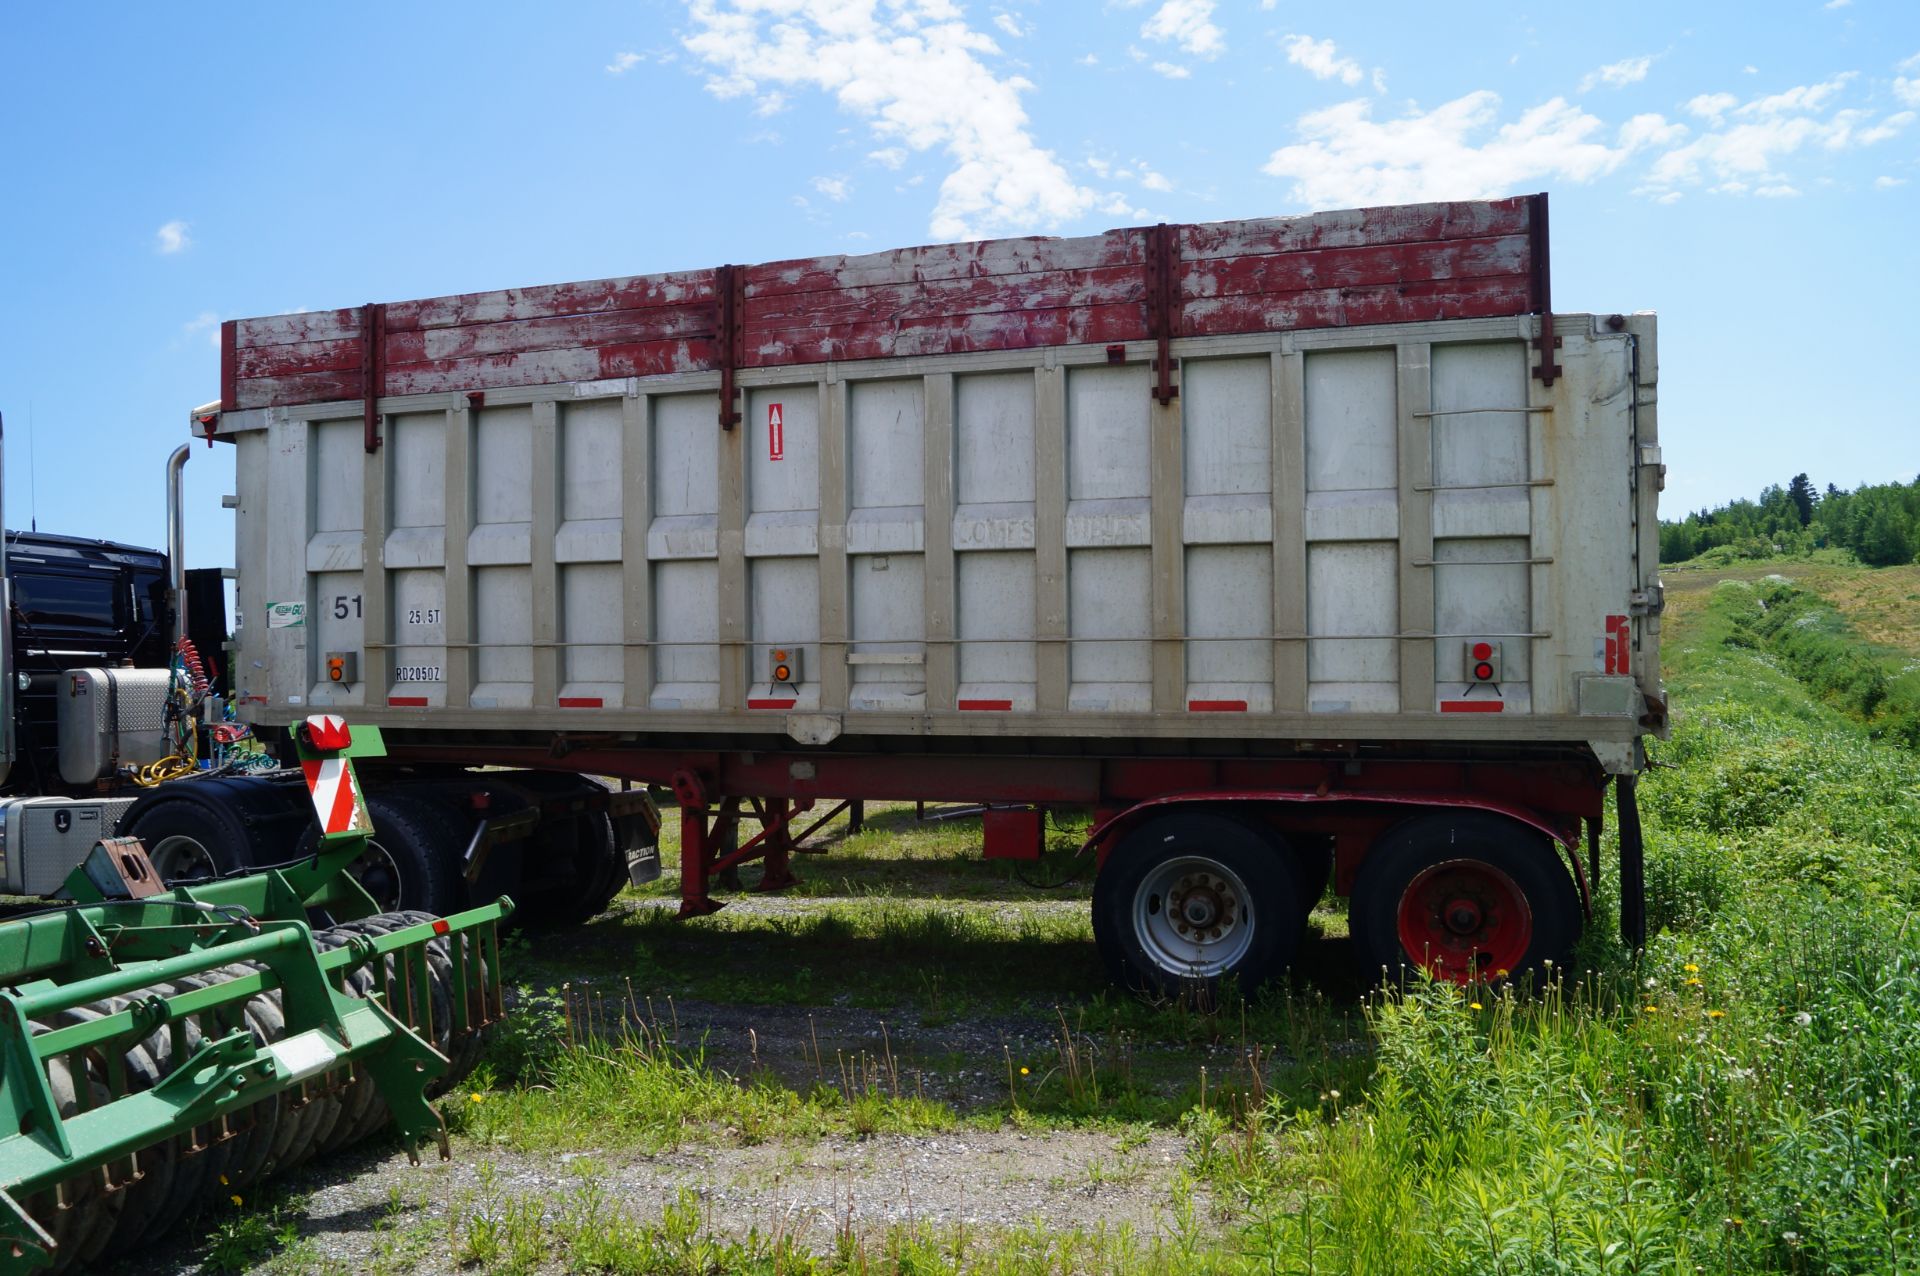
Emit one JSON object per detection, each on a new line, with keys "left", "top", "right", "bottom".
{"left": 1395, "top": 858, "right": 1532, "bottom": 981}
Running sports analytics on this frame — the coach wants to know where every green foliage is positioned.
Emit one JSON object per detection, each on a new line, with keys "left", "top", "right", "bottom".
{"left": 1195, "top": 579, "right": 1920, "bottom": 1274}
{"left": 1661, "top": 473, "right": 1920, "bottom": 567}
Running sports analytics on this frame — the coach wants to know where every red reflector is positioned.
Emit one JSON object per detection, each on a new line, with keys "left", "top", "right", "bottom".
{"left": 558, "top": 697, "right": 603, "bottom": 708}
{"left": 747, "top": 698, "right": 797, "bottom": 709}
{"left": 387, "top": 696, "right": 428, "bottom": 708}
{"left": 958, "top": 698, "right": 1013, "bottom": 711}
{"left": 1440, "top": 700, "right": 1504, "bottom": 713}
{"left": 432, "top": 919, "right": 450, "bottom": 935}
{"left": 1188, "top": 700, "right": 1248, "bottom": 712}
{"left": 1471, "top": 642, "right": 1493, "bottom": 661}
{"left": 302, "top": 714, "right": 352, "bottom": 751}
{"left": 1473, "top": 662, "right": 1495, "bottom": 681}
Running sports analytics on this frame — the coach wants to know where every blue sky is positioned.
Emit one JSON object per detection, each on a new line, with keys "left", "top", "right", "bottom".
{"left": 2, "top": 1, "right": 1916, "bottom": 569}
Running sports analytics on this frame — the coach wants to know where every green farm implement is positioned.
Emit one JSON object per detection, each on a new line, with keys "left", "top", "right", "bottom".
{"left": 0, "top": 716, "right": 510, "bottom": 1273}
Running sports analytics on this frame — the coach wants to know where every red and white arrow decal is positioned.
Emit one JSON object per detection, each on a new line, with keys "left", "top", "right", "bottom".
{"left": 301, "top": 754, "right": 362, "bottom": 835}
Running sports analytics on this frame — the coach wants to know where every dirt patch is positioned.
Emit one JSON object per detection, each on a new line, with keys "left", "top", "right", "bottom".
{"left": 132, "top": 1128, "right": 1212, "bottom": 1274}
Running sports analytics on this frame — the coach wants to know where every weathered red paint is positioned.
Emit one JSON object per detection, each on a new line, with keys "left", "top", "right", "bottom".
{"left": 221, "top": 196, "right": 1544, "bottom": 412}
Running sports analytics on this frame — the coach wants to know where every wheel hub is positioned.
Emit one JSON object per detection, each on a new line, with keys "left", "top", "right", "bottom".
{"left": 1169, "top": 873, "right": 1237, "bottom": 940}
{"left": 1395, "top": 859, "right": 1533, "bottom": 982}
{"left": 1443, "top": 897, "right": 1483, "bottom": 935}
{"left": 1133, "top": 856, "right": 1256, "bottom": 977}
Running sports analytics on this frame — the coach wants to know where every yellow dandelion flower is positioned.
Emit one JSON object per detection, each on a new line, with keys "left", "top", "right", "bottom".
{"left": 1684, "top": 963, "right": 1700, "bottom": 973}
{"left": 1493, "top": 969, "right": 1509, "bottom": 979}
{"left": 219, "top": 1174, "right": 230, "bottom": 1186}
{"left": 1685, "top": 977, "right": 1703, "bottom": 987}
{"left": 1019, "top": 1066, "right": 1030, "bottom": 1076}
{"left": 1644, "top": 1005, "right": 1658, "bottom": 1013}
{"left": 469, "top": 1092, "right": 484, "bottom": 1103}
{"left": 1469, "top": 1002, "right": 1484, "bottom": 1011}
{"left": 1708, "top": 1010, "right": 1726, "bottom": 1019}
{"left": 230, "top": 1194, "right": 244, "bottom": 1207}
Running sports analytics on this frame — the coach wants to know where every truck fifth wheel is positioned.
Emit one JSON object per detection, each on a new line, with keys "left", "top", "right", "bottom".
{"left": 203, "top": 191, "right": 1666, "bottom": 995}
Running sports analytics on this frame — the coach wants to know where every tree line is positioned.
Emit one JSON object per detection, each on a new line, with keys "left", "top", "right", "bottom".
{"left": 1660, "top": 474, "right": 1920, "bottom": 567}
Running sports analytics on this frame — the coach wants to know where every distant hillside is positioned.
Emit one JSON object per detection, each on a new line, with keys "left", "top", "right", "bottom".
{"left": 1661, "top": 474, "right": 1920, "bottom": 567}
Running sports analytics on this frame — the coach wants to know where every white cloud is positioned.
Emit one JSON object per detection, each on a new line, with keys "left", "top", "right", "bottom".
{"left": 182, "top": 311, "right": 221, "bottom": 348}
{"left": 753, "top": 91, "right": 788, "bottom": 117}
{"left": 1743, "top": 64, "right": 1759, "bottom": 75}
{"left": 1643, "top": 75, "right": 1910, "bottom": 197}
{"left": 1685, "top": 93, "right": 1739, "bottom": 121}
{"left": 1282, "top": 34, "right": 1364, "bottom": 86}
{"left": 1620, "top": 113, "right": 1688, "bottom": 149}
{"left": 1896, "top": 77, "right": 1920, "bottom": 108}
{"left": 684, "top": 0, "right": 1099, "bottom": 240}
{"left": 1152, "top": 61, "right": 1191, "bottom": 79}
{"left": 1653, "top": 190, "right": 1683, "bottom": 204}
{"left": 1371, "top": 67, "right": 1388, "bottom": 95}
{"left": 154, "top": 220, "right": 190, "bottom": 254}
{"left": 1824, "top": 0, "right": 1851, "bottom": 9}
{"left": 1262, "top": 92, "right": 1645, "bottom": 209}
{"left": 1140, "top": 1, "right": 1222, "bottom": 58}
{"left": 1077, "top": 53, "right": 1098, "bottom": 66}
{"left": 1090, "top": 153, "right": 1175, "bottom": 191}
{"left": 993, "top": 12, "right": 1024, "bottom": 38}
{"left": 1876, "top": 175, "right": 1908, "bottom": 188}
{"left": 812, "top": 174, "right": 852, "bottom": 202}
{"left": 1737, "top": 73, "right": 1855, "bottom": 118}
{"left": 867, "top": 147, "right": 907, "bottom": 169}
{"left": 1900, "top": 51, "right": 1920, "bottom": 73}
{"left": 1580, "top": 55, "right": 1653, "bottom": 92}
{"left": 606, "top": 51, "right": 643, "bottom": 74}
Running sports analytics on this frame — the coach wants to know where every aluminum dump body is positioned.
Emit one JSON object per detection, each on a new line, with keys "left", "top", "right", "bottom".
{"left": 205, "top": 194, "right": 1663, "bottom": 769}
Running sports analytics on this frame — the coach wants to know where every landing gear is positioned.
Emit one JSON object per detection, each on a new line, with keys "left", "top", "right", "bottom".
{"left": 1093, "top": 812, "right": 1306, "bottom": 999}
{"left": 1350, "top": 812, "right": 1579, "bottom": 984}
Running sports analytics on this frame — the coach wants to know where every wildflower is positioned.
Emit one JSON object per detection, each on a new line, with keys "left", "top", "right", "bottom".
{"left": 1644, "top": 1005, "right": 1658, "bottom": 1013}
{"left": 1469, "top": 1002, "right": 1484, "bottom": 1011}
{"left": 1493, "top": 969, "right": 1509, "bottom": 979}
{"left": 1793, "top": 1011, "right": 1813, "bottom": 1027}
{"left": 469, "top": 1092, "right": 485, "bottom": 1103}
{"left": 1019, "top": 1067, "right": 1029, "bottom": 1076}
{"left": 1686, "top": 977, "right": 1703, "bottom": 987}
{"left": 1708, "top": 1010, "right": 1726, "bottom": 1019}
{"left": 230, "top": 1194, "right": 244, "bottom": 1208}
{"left": 219, "top": 1174, "right": 230, "bottom": 1186}
{"left": 1684, "top": 963, "right": 1700, "bottom": 973}
{"left": 1328, "top": 1089, "right": 1340, "bottom": 1100}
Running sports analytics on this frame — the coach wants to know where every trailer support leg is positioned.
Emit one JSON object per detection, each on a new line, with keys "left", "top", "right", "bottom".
{"left": 672, "top": 769, "right": 724, "bottom": 918}
{"left": 1616, "top": 775, "right": 1646, "bottom": 953}
{"left": 755, "top": 797, "right": 799, "bottom": 892}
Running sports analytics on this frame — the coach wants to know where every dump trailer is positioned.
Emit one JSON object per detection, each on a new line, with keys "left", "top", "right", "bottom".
{"left": 0, "top": 424, "right": 659, "bottom": 924}
{"left": 0, "top": 716, "right": 508, "bottom": 1274}
{"left": 203, "top": 191, "right": 1666, "bottom": 993}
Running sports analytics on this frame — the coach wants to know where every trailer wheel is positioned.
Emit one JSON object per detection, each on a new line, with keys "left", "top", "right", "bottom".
{"left": 121, "top": 799, "right": 250, "bottom": 883}
{"left": 293, "top": 794, "right": 466, "bottom": 916}
{"left": 1349, "top": 811, "right": 1579, "bottom": 985}
{"left": 1093, "top": 812, "right": 1305, "bottom": 999}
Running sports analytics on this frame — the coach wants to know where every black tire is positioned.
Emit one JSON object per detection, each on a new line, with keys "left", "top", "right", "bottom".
{"left": 120, "top": 798, "right": 251, "bottom": 884}
{"left": 1092, "top": 811, "right": 1306, "bottom": 1000}
{"left": 1349, "top": 811, "right": 1581, "bottom": 986}
{"left": 294, "top": 793, "right": 467, "bottom": 916}
{"left": 504, "top": 774, "right": 628, "bottom": 927}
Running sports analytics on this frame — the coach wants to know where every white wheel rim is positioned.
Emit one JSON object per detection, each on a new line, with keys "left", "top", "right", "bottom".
{"left": 1132, "top": 854, "right": 1256, "bottom": 978}
{"left": 147, "top": 834, "right": 217, "bottom": 883}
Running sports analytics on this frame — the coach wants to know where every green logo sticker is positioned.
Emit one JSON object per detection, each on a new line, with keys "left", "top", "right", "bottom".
{"left": 267, "top": 601, "right": 306, "bottom": 630}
